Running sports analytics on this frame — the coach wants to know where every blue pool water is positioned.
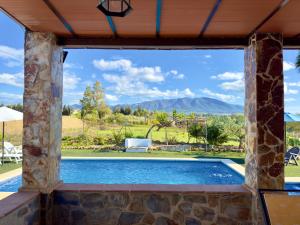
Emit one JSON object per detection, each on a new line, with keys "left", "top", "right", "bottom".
{"left": 0, "top": 159, "right": 244, "bottom": 192}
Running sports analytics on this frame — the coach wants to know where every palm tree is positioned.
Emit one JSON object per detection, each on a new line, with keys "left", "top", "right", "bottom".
{"left": 296, "top": 52, "right": 300, "bottom": 70}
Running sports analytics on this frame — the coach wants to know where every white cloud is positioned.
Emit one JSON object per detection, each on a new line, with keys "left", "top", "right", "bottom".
{"left": 182, "top": 88, "right": 195, "bottom": 97}
{"left": 0, "top": 72, "right": 23, "bottom": 87}
{"left": 168, "top": 70, "right": 185, "bottom": 79}
{"left": 283, "top": 61, "right": 295, "bottom": 72}
{"left": 284, "top": 82, "right": 299, "bottom": 95}
{"left": 93, "top": 59, "right": 164, "bottom": 83}
{"left": 201, "top": 88, "right": 238, "bottom": 102}
{"left": 204, "top": 55, "right": 212, "bottom": 58}
{"left": 0, "top": 45, "right": 23, "bottom": 68}
{"left": 103, "top": 73, "right": 194, "bottom": 99}
{"left": 64, "top": 63, "right": 83, "bottom": 70}
{"left": 63, "top": 72, "right": 81, "bottom": 90}
{"left": 288, "top": 82, "right": 300, "bottom": 87}
{"left": 285, "top": 98, "right": 296, "bottom": 102}
{"left": 211, "top": 72, "right": 243, "bottom": 80}
{"left": 0, "top": 92, "right": 22, "bottom": 101}
{"left": 105, "top": 94, "right": 118, "bottom": 102}
{"left": 219, "top": 79, "right": 244, "bottom": 91}
{"left": 91, "top": 73, "right": 96, "bottom": 79}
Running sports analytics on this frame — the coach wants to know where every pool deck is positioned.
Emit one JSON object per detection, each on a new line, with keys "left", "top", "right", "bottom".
{"left": 0, "top": 157, "right": 299, "bottom": 196}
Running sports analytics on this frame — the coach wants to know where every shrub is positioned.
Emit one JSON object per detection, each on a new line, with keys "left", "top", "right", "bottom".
{"left": 111, "top": 131, "right": 124, "bottom": 146}
{"left": 188, "top": 124, "right": 205, "bottom": 143}
{"left": 93, "top": 136, "right": 106, "bottom": 145}
{"left": 168, "top": 136, "right": 177, "bottom": 145}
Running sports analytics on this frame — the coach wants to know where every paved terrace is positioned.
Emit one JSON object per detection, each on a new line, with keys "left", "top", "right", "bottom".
{"left": 0, "top": 0, "right": 300, "bottom": 224}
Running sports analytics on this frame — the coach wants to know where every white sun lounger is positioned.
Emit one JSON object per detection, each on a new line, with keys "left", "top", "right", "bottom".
{"left": 0, "top": 142, "right": 22, "bottom": 164}
{"left": 125, "top": 138, "right": 152, "bottom": 152}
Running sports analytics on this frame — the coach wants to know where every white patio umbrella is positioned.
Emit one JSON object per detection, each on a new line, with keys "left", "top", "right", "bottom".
{"left": 0, "top": 106, "right": 23, "bottom": 165}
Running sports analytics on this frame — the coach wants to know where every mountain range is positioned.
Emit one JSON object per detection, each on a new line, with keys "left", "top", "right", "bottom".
{"left": 111, "top": 97, "right": 243, "bottom": 114}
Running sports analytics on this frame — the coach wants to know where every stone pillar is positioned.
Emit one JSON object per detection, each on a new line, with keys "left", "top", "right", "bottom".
{"left": 245, "top": 33, "right": 284, "bottom": 223}
{"left": 21, "top": 31, "right": 63, "bottom": 194}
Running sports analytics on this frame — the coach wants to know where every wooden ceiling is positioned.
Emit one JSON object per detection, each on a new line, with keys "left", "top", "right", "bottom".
{"left": 1, "top": 0, "right": 300, "bottom": 48}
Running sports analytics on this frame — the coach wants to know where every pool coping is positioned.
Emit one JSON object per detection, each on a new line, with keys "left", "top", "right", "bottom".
{"left": 0, "top": 157, "right": 299, "bottom": 186}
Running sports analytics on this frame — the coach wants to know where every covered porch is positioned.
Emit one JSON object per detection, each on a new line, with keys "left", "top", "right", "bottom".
{"left": 0, "top": 0, "right": 299, "bottom": 224}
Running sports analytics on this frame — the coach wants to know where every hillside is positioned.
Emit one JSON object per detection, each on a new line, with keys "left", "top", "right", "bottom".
{"left": 113, "top": 97, "right": 243, "bottom": 114}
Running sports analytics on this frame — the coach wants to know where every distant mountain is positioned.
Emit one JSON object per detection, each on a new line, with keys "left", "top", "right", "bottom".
{"left": 70, "top": 104, "right": 81, "bottom": 110}
{"left": 113, "top": 97, "right": 243, "bottom": 114}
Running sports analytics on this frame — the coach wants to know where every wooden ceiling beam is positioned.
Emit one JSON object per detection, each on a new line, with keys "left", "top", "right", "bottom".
{"left": 58, "top": 37, "right": 248, "bottom": 49}
{"left": 199, "top": 0, "right": 222, "bottom": 37}
{"left": 106, "top": 16, "right": 118, "bottom": 37}
{"left": 58, "top": 36, "right": 300, "bottom": 49}
{"left": 248, "top": 0, "right": 290, "bottom": 37}
{"left": 43, "top": 0, "right": 77, "bottom": 36}
{"left": 156, "top": 0, "right": 162, "bottom": 37}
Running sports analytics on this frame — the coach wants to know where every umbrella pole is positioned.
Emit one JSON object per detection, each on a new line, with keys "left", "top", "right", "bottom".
{"left": 1, "top": 122, "right": 4, "bottom": 166}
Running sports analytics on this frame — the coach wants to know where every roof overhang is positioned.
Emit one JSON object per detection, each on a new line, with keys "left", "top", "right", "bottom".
{"left": 1, "top": 0, "right": 300, "bottom": 49}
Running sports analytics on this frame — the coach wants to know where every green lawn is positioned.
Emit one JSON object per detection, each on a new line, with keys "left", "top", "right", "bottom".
{"left": 0, "top": 161, "right": 21, "bottom": 174}
{"left": 0, "top": 150, "right": 299, "bottom": 177}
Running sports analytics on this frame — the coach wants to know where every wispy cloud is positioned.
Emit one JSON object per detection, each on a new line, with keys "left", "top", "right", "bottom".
{"left": 0, "top": 72, "right": 23, "bottom": 87}
{"left": 94, "top": 58, "right": 193, "bottom": 100}
{"left": 211, "top": 72, "right": 243, "bottom": 80}
{"left": 283, "top": 61, "right": 295, "bottom": 72}
{"left": 105, "top": 94, "right": 118, "bottom": 102}
{"left": 284, "top": 82, "right": 299, "bottom": 95}
{"left": 0, "top": 45, "right": 23, "bottom": 68}
{"left": 0, "top": 92, "right": 23, "bottom": 103}
{"left": 168, "top": 70, "right": 185, "bottom": 79}
{"left": 63, "top": 72, "right": 81, "bottom": 90}
{"left": 93, "top": 58, "right": 165, "bottom": 83}
{"left": 201, "top": 88, "right": 238, "bottom": 102}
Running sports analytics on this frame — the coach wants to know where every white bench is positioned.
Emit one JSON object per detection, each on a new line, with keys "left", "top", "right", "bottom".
{"left": 125, "top": 138, "right": 152, "bottom": 152}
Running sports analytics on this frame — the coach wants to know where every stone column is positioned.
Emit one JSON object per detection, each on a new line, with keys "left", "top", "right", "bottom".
{"left": 245, "top": 33, "right": 284, "bottom": 223}
{"left": 21, "top": 31, "right": 63, "bottom": 194}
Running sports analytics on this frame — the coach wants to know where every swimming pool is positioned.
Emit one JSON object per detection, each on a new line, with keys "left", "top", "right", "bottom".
{"left": 0, "top": 159, "right": 244, "bottom": 192}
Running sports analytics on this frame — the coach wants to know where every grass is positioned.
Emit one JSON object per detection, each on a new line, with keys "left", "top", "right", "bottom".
{"left": 0, "top": 161, "right": 21, "bottom": 174}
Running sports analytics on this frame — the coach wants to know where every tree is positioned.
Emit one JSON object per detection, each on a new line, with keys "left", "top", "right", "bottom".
{"left": 80, "top": 85, "right": 93, "bottom": 133}
{"left": 146, "top": 112, "right": 173, "bottom": 144}
{"left": 187, "top": 123, "right": 205, "bottom": 143}
{"left": 7, "top": 104, "right": 23, "bottom": 112}
{"left": 206, "top": 123, "right": 228, "bottom": 147}
{"left": 92, "top": 81, "right": 111, "bottom": 126}
{"left": 120, "top": 106, "right": 131, "bottom": 115}
{"left": 225, "top": 115, "right": 245, "bottom": 149}
{"left": 62, "top": 105, "right": 72, "bottom": 116}
{"left": 296, "top": 52, "right": 300, "bottom": 70}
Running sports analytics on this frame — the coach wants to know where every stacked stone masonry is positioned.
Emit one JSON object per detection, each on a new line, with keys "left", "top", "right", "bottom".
{"left": 244, "top": 33, "right": 284, "bottom": 224}
{"left": 0, "top": 194, "right": 40, "bottom": 225}
{"left": 53, "top": 190, "right": 253, "bottom": 225}
{"left": 22, "top": 31, "right": 63, "bottom": 193}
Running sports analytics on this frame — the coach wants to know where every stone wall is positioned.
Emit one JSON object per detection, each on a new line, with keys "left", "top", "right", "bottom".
{"left": 0, "top": 192, "right": 40, "bottom": 225}
{"left": 244, "top": 33, "right": 284, "bottom": 224}
{"left": 53, "top": 185, "right": 252, "bottom": 225}
{"left": 22, "top": 31, "right": 63, "bottom": 193}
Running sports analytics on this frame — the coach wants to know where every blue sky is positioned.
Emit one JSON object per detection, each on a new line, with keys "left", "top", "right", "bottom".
{"left": 0, "top": 12, "right": 300, "bottom": 112}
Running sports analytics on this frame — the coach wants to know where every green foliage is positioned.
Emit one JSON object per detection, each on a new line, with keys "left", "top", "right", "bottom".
{"left": 7, "top": 104, "right": 23, "bottom": 112}
{"left": 206, "top": 123, "right": 228, "bottom": 146}
{"left": 296, "top": 51, "right": 300, "bottom": 70}
{"left": 111, "top": 131, "right": 124, "bottom": 146}
{"left": 62, "top": 105, "right": 72, "bottom": 116}
{"left": 133, "top": 107, "right": 148, "bottom": 117}
{"left": 93, "top": 135, "right": 106, "bottom": 145}
{"left": 288, "top": 137, "right": 300, "bottom": 147}
{"left": 93, "top": 81, "right": 111, "bottom": 120}
{"left": 187, "top": 124, "right": 205, "bottom": 143}
{"left": 120, "top": 106, "right": 132, "bottom": 115}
